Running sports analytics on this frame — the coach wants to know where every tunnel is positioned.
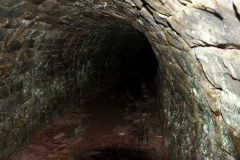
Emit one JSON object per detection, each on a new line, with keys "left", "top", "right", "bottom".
{"left": 6, "top": 20, "right": 163, "bottom": 160}
{"left": 1, "top": 0, "right": 240, "bottom": 160}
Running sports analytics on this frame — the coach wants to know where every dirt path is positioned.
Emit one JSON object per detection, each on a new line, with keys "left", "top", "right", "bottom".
{"left": 9, "top": 86, "right": 167, "bottom": 160}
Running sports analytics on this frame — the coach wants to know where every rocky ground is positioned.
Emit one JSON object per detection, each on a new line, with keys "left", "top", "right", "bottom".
{"left": 8, "top": 83, "right": 167, "bottom": 160}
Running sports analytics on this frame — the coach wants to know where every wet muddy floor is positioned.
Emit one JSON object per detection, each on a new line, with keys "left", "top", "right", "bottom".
{"left": 8, "top": 83, "right": 167, "bottom": 160}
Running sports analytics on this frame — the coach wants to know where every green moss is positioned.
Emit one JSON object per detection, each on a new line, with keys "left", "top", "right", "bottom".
{"left": 164, "top": 88, "right": 171, "bottom": 97}
{"left": 50, "top": 85, "right": 55, "bottom": 96}
{"left": 74, "top": 125, "right": 85, "bottom": 134}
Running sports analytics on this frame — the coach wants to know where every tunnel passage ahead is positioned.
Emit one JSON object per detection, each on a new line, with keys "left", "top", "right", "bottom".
{"left": 1, "top": 10, "right": 162, "bottom": 159}
{"left": 8, "top": 28, "right": 165, "bottom": 160}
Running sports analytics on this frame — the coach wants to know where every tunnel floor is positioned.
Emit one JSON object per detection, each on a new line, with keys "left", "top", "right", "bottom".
{"left": 8, "top": 82, "right": 167, "bottom": 160}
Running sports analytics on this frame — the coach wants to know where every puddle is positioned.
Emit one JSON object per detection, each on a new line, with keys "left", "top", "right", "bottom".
{"left": 78, "top": 147, "right": 158, "bottom": 160}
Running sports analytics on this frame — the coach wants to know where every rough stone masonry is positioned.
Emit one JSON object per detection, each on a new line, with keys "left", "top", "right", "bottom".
{"left": 0, "top": 0, "right": 240, "bottom": 159}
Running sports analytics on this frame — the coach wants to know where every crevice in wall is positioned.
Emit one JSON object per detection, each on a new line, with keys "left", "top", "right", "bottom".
{"left": 190, "top": 41, "right": 240, "bottom": 50}
{"left": 194, "top": 7, "right": 224, "bottom": 20}
{"left": 233, "top": 3, "right": 240, "bottom": 22}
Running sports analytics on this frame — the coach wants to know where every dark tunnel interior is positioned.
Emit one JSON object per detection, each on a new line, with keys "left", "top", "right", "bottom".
{"left": 70, "top": 30, "right": 162, "bottom": 160}
{"left": 7, "top": 24, "right": 164, "bottom": 160}
{"left": 89, "top": 27, "right": 159, "bottom": 97}
{"left": 117, "top": 36, "right": 158, "bottom": 96}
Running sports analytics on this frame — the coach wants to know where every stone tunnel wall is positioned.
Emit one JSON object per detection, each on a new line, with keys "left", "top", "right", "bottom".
{"left": 114, "top": 0, "right": 240, "bottom": 159}
{"left": 0, "top": 0, "right": 240, "bottom": 159}
{"left": 0, "top": 15, "right": 105, "bottom": 157}
{"left": 0, "top": 3, "right": 145, "bottom": 157}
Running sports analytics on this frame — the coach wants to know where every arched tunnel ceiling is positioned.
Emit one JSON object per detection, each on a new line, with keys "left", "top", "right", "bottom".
{"left": 0, "top": 0, "right": 127, "bottom": 31}
{"left": 1, "top": 0, "right": 240, "bottom": 48}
